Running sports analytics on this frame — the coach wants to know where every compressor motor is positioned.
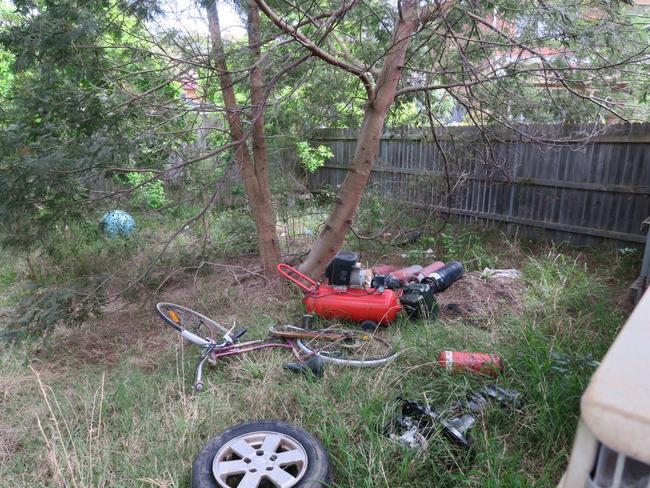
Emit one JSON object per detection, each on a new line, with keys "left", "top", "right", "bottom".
{"left": 325, "top": 251, "right": 367, "bottom": 288}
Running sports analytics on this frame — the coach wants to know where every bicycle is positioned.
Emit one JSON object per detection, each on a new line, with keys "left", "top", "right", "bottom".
{"left": 155, "top": 302, "right": 399, "bottom": 391}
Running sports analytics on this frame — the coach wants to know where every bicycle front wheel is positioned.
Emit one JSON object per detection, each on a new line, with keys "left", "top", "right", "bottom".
{"left": 156, "top": 302, "right": 230, "bottom": 346}
{"left": 273, "top": 325, "right": 399, "bottom": 367}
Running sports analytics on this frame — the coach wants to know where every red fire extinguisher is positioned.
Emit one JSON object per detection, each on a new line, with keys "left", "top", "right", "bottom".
{"left": 437, "top": 351, "right": 504, "bottom": 377}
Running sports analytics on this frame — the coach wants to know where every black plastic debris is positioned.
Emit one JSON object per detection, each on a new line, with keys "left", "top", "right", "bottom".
{"left": 387, "top": 384, "right": 522, "bottom": 451}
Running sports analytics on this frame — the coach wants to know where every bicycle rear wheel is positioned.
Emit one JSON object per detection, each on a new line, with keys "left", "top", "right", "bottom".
{"left": 270, "top": 325, "right": 399, "bottom": 367}
{"left": 156, "top": 302, "right": 229, "bottom": 346}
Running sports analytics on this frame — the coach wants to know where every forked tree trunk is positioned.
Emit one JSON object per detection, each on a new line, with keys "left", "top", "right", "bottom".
{"left": 207, "top": 1, "right": 281, "bottom": 273}
{"left": 298, "top": 1, "right": 421, "bottom": 277}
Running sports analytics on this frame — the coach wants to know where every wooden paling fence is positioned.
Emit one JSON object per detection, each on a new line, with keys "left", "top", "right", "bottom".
{"left": 308, "top": 124, "right": 650, "bottom": 246}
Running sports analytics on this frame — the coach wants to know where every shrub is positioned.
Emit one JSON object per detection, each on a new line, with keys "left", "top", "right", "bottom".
{"left": 296, "top": 141, "right": 333, "bottom": 174}
{"left": 212, "top": 208, "right": 257, "bottom": 254}
{"left": 124, "top": 172, "right": 168, "bottom": 210}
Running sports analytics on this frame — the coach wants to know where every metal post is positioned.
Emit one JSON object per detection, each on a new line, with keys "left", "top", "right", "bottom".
{"left": 635, "top": 216, "right": 650, "bottom": 304}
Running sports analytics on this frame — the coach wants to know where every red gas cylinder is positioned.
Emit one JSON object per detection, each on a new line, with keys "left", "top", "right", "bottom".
{"left": 390, "top": 265, "right": 423, "bottom": 284}
{"left": 277, "top": 264, "right": 402, "bottom": 326}
{"left": 373, "top": 264, "right": 398, "bottom": 275}
{"left": 418, "top": 261, "right": 445, "bottom": 281}
{"left": 437, "top": 351, "right": 503, "bottom": 377}
{"left": 303, "top": 285, "right": 402, "bottom": 325}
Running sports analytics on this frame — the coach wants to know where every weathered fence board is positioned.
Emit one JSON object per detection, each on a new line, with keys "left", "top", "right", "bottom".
{"left": 308, "top": 124, "right": 650, "bottom": 246}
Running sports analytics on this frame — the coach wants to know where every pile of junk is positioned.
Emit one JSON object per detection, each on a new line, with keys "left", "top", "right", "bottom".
{"left": 188, "top": 252, "right": 523, "bottom": 487}
{"left": 279, "top": 251, "right": 522, "bottom": 452}
{"left": 278, "top": 250, "right": 465, "bottom": 331}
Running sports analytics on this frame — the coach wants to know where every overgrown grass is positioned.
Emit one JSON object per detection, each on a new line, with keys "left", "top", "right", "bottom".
{"left": 0, "top": 221, "right": 638, "bottom": 487}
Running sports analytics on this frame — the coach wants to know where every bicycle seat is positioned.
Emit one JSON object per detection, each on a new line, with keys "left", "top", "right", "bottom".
{"left": 283, "top": 355, "right": 324, "bottom": 378}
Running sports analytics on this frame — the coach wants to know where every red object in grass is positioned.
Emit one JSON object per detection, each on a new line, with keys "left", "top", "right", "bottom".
{"left": 304, "top": 285, "right": 402, "bottom": 325}
{"left": 372, "top": 264, "right": 399, "bottom": 275}
{"left": 389, "top": 265, "right": 423, "bottom": 284}
{"left": 277, "top": 264, "right": 402, "bottom": 326}
{"left": 437, "top": 351, "right": 504, "bottom": 377}
{"left": 418, "top": 261, "right": 445, "bottom": 280}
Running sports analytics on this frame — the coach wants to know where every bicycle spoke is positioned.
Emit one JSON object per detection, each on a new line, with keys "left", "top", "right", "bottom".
{"left": 156, "top": 302, "right": 230, "bottom": 339}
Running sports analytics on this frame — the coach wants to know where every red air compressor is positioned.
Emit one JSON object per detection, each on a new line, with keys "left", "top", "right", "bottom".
{"left": 279, "top": 251, "right": 462, "bottom": 330}
{"left": 277, "top": 262, "right": 402, "bottom": 330}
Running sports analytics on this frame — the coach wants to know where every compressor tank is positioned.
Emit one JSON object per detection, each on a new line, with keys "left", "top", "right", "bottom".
{"left": 303, "top": 285, "right": 402, "bottom": 325}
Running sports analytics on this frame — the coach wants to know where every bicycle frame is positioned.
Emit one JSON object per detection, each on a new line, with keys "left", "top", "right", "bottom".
{"left": 193, "top": 337, "right": 304, "bottom": 391}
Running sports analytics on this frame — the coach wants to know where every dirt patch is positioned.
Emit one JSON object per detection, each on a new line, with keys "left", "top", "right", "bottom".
{"left": 614, "top": 279, "right": 640, "bottom": 316}
{"left": 34, "top": 256, "right": 290, "bottom": 368}
{"left": 34, "top": 296, "right": 169, "bottom": 368}
{"left": 435, "top": 271, "right": 526, "bottom": 320}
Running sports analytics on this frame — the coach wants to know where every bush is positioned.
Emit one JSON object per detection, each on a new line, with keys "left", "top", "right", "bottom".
{"left": 296, "top": 141, "right": 333, "bottom": 174}
{"left": 124, "top": 172, "right": 168, "bottom": 210}
{"left": 212, "top": 208, "right": 257, "bottom": 254}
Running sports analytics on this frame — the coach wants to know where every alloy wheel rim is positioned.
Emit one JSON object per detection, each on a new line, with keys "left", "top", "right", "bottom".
{"left": 212, "top": 431, "right": 309, "bottom": 488}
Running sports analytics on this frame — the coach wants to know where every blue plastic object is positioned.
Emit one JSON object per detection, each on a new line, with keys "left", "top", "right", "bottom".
{"left": 100, "top": 210, "right": 135, "bottom": 238}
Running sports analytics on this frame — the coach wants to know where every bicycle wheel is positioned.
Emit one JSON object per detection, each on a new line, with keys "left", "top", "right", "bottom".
{"left": 156, "top": 302, "right": 230, "bottom": 346}
{"left": 271, "top": 325, "right": 399, "bottom": 367}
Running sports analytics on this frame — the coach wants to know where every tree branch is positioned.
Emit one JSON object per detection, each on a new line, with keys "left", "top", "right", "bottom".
{"left": 253, "top": 0, "right": 376, "bottom": 99}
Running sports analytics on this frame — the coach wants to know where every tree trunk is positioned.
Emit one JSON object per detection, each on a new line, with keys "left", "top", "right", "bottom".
{"left": 207, "top": 1, "right": 281, "bottom": 273}
{"left": 298, "top": 1, "right": 421, "bottom": 277}
{"left": 246, "top": 1, "right": 282, "bottom": 272}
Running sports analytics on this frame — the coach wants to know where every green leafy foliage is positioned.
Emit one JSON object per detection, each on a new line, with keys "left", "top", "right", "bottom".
{"left": 295, "top": 141, "right": 333, "bottom": 174}
{"left": 0, "top": 0, "right": 181, "bottom": 247}
{"left": 123, "top": 172, "right": 168, "bottom": 210}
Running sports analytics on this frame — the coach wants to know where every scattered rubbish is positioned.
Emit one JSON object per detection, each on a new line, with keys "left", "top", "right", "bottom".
{"left": 282, "top": 354, "right": 324, "bottom": 378}
{"left": 280, "top": 252, "right": 465, "bottom": 328}
{"left": 400, "top": 283, "right": 439, "bottom": 320}
{"left": 421, "top": 261, "right": 465, "bottom": 292}
{"left": 156, "top": 303, "right": 397, "bottom": 391}
{"left": 373, "top": 264, "right": 398, "bottom": 275}
{"left": 389, "top": 397, "right": 473, "bottom": 449}
{"left": 390, "top": 264, "right": 423, "bottom": 285}
{"left": 387, "top": 384, "right": 522, "bottom": 451}
{"left": 417, "top": 261, "right": 445, "bottom": 281}
{"left": 481, "top": 268, "right": 522, "bottom": 280}
{"left": 370, "top": 274, "right": 402, "bottom": 292}
{"left": 325, "top": 250, "right": 367, "bottom": 287}
{"left": 437, "top": 351, "right": 504, "bottom": 377}
{"left": 278, "top": 263, "right": 402, "bottom": 327}
{"left": 550, "top": 351, "right": 600, "bottom": 373}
